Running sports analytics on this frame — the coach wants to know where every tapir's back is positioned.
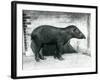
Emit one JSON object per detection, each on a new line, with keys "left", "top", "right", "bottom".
{"left": 31, "top": 25, "right": 61, "bottom": 43}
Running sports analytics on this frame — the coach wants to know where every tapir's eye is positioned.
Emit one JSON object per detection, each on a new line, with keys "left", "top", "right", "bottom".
{"left": 73, "top": 28, "right": 78, "bottom": 32}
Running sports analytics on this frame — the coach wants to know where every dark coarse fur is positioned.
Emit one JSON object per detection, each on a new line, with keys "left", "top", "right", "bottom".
{"left": 31, "top": 25, "right": 86, "bottom": 62}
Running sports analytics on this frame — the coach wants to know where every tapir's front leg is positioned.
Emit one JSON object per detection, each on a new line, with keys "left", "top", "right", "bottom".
{"left": 56, "top": 42, "right": 64, "bottom": 60}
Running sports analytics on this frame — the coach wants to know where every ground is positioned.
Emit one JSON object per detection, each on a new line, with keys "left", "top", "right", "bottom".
{"left": 23, "top": 53, "right": 92, "bottom": 70}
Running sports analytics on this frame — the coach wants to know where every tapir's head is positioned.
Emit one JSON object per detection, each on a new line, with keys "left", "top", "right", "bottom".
{"left": 66, "top": 25, "right": 86, "bottom": 39}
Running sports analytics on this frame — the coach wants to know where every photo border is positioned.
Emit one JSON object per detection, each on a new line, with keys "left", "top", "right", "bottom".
{"left": 11, "top": 1, "right": 98, "bottom": 79}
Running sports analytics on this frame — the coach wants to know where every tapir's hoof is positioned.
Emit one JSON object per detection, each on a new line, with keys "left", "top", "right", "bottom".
{"left": 54, "top": 56, "right": 57, "bottom": 59}
{"left": 41, "top": 57, "right": 46, "bottom": 60}
{"left": 35, "top": 59, "right": 40, "bottom": 62}
{"left": 58, "top": 57, "right": 64, "bottom": 60}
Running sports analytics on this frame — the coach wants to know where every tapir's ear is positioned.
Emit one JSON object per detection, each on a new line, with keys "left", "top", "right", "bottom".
{"left": 73, "top": 28, "right": 76, "bottom": 32}
{"left": 72, "top": 28, "right": 76, "bottom": 33}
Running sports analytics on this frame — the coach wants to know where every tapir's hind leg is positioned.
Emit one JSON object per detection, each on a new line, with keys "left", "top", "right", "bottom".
{"left": 35, "top": 45, "right": 41, "bottom": 62}
{"left": 31, "top": 40, "right": 40, "bottom": 62}
{"left": 32, "top": 37, "right": 46, "bottom": 61}
{"left": 39, "top": 47, "right": 46, "bottom": 60}
{"left": 31, "top": 35, "right": 42, "bottom": 62}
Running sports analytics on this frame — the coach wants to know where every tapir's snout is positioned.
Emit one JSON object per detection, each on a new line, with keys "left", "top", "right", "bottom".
{"left": 74, "top": 29, "right": 86, "bottom": 39}
{"left": 79, "top": 32, "right": 86, "bottom": 39}
{"left": 83, "top": 35, "right": 86, "bottom": 39}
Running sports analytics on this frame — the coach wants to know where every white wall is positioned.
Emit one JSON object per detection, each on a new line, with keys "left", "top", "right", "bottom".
{"left": 0, "top": 0, "right": 100, "bottom": 80}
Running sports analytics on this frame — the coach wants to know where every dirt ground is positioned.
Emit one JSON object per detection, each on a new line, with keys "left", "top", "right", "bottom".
{"left": 23, "top": 53, "right": 92, "bottom": 70}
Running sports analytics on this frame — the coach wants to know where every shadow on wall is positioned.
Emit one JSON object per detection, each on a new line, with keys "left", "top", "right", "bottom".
{"left": 42, "top": 41, "right": 77, "bottom": 56}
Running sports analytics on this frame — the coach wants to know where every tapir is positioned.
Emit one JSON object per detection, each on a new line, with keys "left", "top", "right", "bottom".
{"left": 31, "top": 25, "right": 86, "bottom": 62}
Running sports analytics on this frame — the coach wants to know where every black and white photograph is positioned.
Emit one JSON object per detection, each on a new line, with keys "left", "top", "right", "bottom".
{"left": 23, "top": 10, "right": 90, "bottom": 69}
{"left": 11, "top": 1, "right": 97, "bottom": 79}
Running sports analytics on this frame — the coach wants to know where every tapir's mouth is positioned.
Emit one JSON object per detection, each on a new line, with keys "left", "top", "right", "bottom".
{"left": 78, "top": 34, "right": 86, "bottom": 39}
{"left": 81, "top": 35, "right": 86, "bottom": 39}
